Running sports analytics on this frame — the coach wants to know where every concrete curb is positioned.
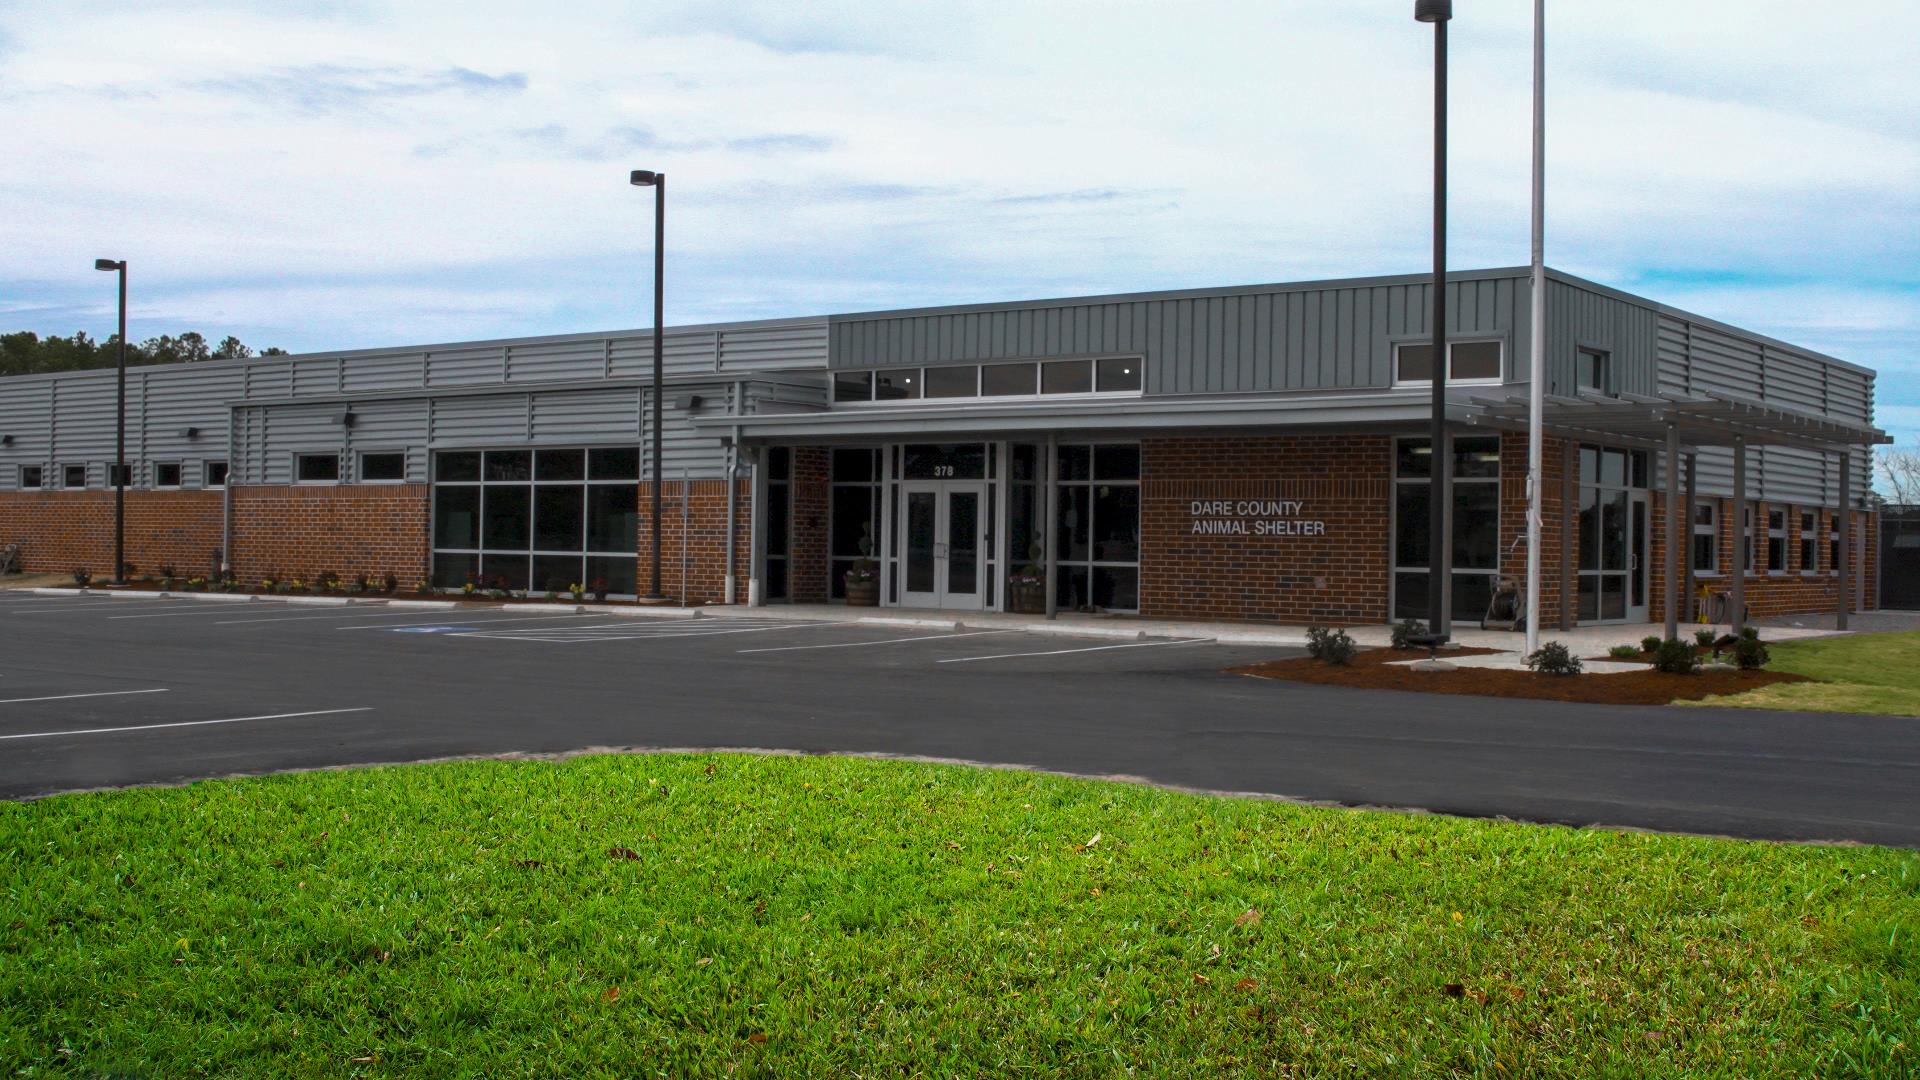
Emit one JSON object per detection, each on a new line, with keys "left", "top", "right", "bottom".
{"left": 181, "top": 593, "right": 258, "bottom": 603}
{"left": 600, "top": 606, "right": 702, "bottom": 620}
{"left": 505, "top": 603, "right": 586, "bottom": 614}
{"left": 282, "top": 595, "right": 354, "bottom": 607}
{"left": 857, "top": 616, "right": 965, "bottom": 631}
{"left": 384, "top": 599, "right": 460, "bottom": 610}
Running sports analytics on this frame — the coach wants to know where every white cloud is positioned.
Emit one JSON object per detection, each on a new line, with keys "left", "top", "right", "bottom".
{"left": 0, "top": 0, "right": 1913, "bottom": 425}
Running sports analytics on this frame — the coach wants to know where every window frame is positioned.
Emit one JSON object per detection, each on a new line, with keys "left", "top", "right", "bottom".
{"left": 1829, "top": 513, "right": 1842, "bottom": 577}
{"left": 430, "top": 445, "right": 641, "bottom": 597}
{"left": 1798, "top": 510, "right": 1817, "bottom": 575}
{"left": 357, "top": 450, "right": 408, "bottom": 484}
{"left": 1392, "top": 338, "right": 1506, "bottom": 388}
{"left": 18, "top": 464, "right": 42, "bottom": 489}
{"left": 1691, "top": 499, "right": 1718, "bottom": 575}
{"left": 1576, "top": 346, "right": 1613, "bottom": 394}
{"left": 152, "top": 461, "right": 183, "bottom": 489}
{"left": 1050, "top": 441, "right": 1142, "bottom": 614}
{"left": 294, "top": 452, "right": 342, "bottom": 485}
{"left": 62, "top": 464, "right": 87, "bottom": 489}
{"left": 1766, "top": 507, "right": 1787, "bottom": 575}
{"left": 204, "top": 460, "right": 229, "bottom": 488}
{"left": 1391, "top": 434, "right": 1504, "bottom": 622}
{"left": 832, "top": 355, "right": 1147, "bottom": 406}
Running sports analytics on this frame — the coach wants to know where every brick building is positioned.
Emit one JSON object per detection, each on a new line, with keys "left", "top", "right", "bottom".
{"left": 0, "top": 267, "right": 1885, "bottom": 631}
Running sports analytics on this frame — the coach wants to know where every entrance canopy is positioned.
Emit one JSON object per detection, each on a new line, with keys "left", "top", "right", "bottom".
{"left": 1460, "top": 387, "right": 1886, "bottom": 639}
{"left": 1457, "top": 387, "right": 1888, "bottom": 453}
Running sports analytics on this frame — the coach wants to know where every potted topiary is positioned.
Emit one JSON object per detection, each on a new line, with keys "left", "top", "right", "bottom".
{"left": 844, "top": 524, "right": 879, "bottom": 607}
{"left": 1008, "top": 535, "right": 1046, "bottom": 614}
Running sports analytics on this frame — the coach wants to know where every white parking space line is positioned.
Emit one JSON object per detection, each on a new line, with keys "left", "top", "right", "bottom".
{"left": 214, "top": 607, "right": 501, "bottom": 626}
{"left": 339, "top": 613, "right": 633, "bottom": 630}
{"left": 739, "top": 629, "right": 1025, "bottom": 654}
{"left": 0, "top": 688, "right": 170, "bottom": 705}
{"left": 0, "top": 707, "right": 372, "bottom": 741}
{"left": 111, "top": 604, "right": 300, "bottom": 619}
{"left": 455, "top": 621, "right": 831, "bottom": 643}
{"left": 935, "top": 638, "right": 1214, "bottom": 664}
{"left": 2, "top": 601, "right": 200, "bottom": 614}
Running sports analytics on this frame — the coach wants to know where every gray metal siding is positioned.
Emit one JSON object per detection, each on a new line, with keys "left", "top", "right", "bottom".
{"left": 1544, "top": 279, "right": 1660, "bottom": 396}
{"left": 1656, "top": 311, "right": 1874, "bottom": 506}
{"left": 829, "top": 277, "right": 1523, "bottom": 395}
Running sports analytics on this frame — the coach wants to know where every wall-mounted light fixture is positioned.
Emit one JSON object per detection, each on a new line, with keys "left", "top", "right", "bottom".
{"left": 333, "top": 411, "right": 356, "bottom": 428}
{"left": 673, "top": 394, "right": 703, "bottom": 411}
{"left": 178, "top": 426, "right": 200, "bottom": 439}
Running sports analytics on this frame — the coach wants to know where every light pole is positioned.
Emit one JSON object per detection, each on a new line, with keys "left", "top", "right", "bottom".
{"left": 1416, "top": 0, "right": 1451, "bottom": 639}
{"left": 630, "top": 169, "right": 666, "bottom": 601}
{"left": 94, "top": 258, "right": 128, "bottom": 585}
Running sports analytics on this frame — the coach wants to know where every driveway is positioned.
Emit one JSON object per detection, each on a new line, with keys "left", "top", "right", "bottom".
{"left": 2, "top": 589, "right": 1915, "bottom": 847}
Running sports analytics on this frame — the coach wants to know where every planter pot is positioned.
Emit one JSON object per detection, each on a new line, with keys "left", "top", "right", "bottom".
{"left": 845, "top": 578, "right": 879, "bottom": 607}
{"left": 1008, "top": 581, "right": 1046, "bottom": 615}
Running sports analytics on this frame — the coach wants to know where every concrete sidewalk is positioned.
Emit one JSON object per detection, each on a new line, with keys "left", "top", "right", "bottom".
{"left": 701, "top": 602, "right": 1854, "bottom": 654}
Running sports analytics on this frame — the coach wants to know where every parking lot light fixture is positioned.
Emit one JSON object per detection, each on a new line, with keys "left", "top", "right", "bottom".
{"left": 95, "top": 258, "right": 129, "bottom": 585}
{"left": 630, "top": 169, "right": 666, "bottom": 601}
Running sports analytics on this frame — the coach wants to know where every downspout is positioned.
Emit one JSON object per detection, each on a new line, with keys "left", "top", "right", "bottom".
{"left": 724, "top": 379, "right": 743, "bottom": 604}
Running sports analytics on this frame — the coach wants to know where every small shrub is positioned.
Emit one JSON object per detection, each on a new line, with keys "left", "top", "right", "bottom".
{"left": 413, "top": 578, "right": 432, "bottom": 595}
{"left": 1607, "top": 644, "right": 1642, "bottom": 660}
{"left": 1389, "top": 618, "right": 1429, "bottom": 651}
{"left": 381, "top": 573, "right": 400, "bottom": 594}
{"left": 1652, "top": 637, "right": 1699, "bottom": 675}
{"left": 1639, "top": 635, "right": 1663, "bottom": 655}
{"left": 71, "top": 567, "right": 92, "bottom": 586}
{"left": 1738, "top": 625, "right": 1761, "bottom": 642}
{"left": 1695, "top": 628, "right": 1716, "bottom": 648}
{"left": 1305, "top": 626, "right": 1357, "bottom": 666}
{"left": 1526, "top": 641, "right": 1583, "bottom": 675}
{"left": 1731, "top": 635, "right": 1770, "bottom": 670}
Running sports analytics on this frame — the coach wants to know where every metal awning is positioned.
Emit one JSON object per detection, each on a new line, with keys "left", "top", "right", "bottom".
{"left": 1458, "top": 388, "right": 1888, "bottom": 451}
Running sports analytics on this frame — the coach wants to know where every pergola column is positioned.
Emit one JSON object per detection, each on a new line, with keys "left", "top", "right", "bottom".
{"left": 1664, "top": 421, "right": 1681, "bottom": 641}
{"left": 1729, "top": 434, "right": 1746, "bottom": 636}
{"left": 1837, "top": 446, "right": 1851, "bottom": 631}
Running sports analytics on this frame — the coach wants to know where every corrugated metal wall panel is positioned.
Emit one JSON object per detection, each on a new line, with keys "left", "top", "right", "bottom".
{"left": 827, "top": 278, "right": 1527, "bottom": 395}
{"left": 49, "top": 378, "right": 116, "bottom": 462}
{"left": 530, "top": 388, "right": 641, "bottom": 443}
{"left": 429, "top": 394, "right": 530, "bottom": 445}
{"left": 506, "top": 340, "right": 608, "bottom": 384}
{"left": 292, "top": 358, "right": 342, "bottom": 397}
{"left": 1542, "top": 279, "right": 1659, "bottom": 395}
{"left": 139, "top": 366, "right": 238, "bottom": 466}
{"left": 260, "top": 403, "right": 343, "bottom": 484}
{"left": 0, "top": 379, "right": 51, "bottom": 486}
{"left": 609, "top": 333, "right": 717, "bottom": 379}
{"left": 342, "top": 353, "right": 425, "bottom": 392}
{"left": 342, "top": 399, "right": 429, "bottom": 482}
{"left": 425, "top": 347, "right": 506, "bottom": 387}
{"left": 243, "top": 362, "right": 292, "bottom": 399}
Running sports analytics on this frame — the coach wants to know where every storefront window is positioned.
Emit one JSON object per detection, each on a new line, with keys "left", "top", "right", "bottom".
{"left": 1392, "top": 435, "right": 1502, "bottom": 622}
{"left": 431, "top": 446, "right": 638, "bottom": 594}
{"left": 833, "top": 359, "right": 1145, "bottom": 402}
{"left": 1054, "top": 443, "right": 1140, "bottom": 612}
{"left": 829, "top": 448, "right": 880, "bottom": 599}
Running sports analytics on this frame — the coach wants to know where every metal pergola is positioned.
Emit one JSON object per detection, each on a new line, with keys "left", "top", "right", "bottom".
{"left": 1460, "top": 388, "right": 1890, "bottom": 638}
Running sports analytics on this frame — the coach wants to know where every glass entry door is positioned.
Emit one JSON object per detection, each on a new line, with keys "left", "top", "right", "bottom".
{"left": 900, "top": 481, "right": 986, "bottom": 609}
{"left": 1628, "top": 492, "right": 1650, "bottom": 623}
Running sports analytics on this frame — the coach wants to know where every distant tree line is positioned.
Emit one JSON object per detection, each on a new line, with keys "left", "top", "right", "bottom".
{"left": 0, "top": 330, "right": 287, "bottom": 378}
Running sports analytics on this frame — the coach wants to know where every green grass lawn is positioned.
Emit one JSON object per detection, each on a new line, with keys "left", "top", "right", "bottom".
{"left": 2, "top": 754, "right": 1916, "bottom": 1078}
{"left": 1687, "top": 630, "right": 1920, "bottom": 715}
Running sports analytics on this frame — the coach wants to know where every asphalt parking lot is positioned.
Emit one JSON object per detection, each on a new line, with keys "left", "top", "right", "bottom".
{"left": 3, "top": 588, "right": 1918, "bottom": 847}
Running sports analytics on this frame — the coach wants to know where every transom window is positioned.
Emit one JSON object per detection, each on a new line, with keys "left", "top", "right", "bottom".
{"left": 295, "top": 453, "right": 340, "bottom": 483}
{"left": 431, "top": 448, "right": 638, "bottom": 595}
{"left": 833, "top": 357, "right": 1142, "bottom": 403}
{"left": 359, "top": 451, "right": 406, "bottom": 482}
{"left": 1394, "top": 340, "right": 1502, "bottom": 385}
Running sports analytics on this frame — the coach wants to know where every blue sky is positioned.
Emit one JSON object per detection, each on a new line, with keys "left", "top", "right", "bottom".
{"left": 1, "top": 1, "right": 1914, "bottom": 441}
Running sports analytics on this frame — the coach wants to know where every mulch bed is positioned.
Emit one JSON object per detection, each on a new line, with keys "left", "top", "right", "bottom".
{"left": 1229, "top": 647, "right": 1812, "bottom": 706}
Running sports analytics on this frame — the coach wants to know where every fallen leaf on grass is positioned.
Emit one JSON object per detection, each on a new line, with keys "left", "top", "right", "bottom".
{"left": 603, "top": 986, "right": 619, "bottom": 1002}
{"left": 606, "top": 847, "right": 641, "bottom": 861}
{"left": 696, "top": 957, "right": 713, "bottom": 967}
{"left": 1234, "top": 909, "right": 1261, "bottom": 927}
{"left": 350, "top": 1055, "right": 375, "bottom": 1064}
{"left": 1233, "top": 977, "right": 1259, "bottom": 992}
{"left": 1192, "top": 973, "right": 1210, "bottom": 985}
{"left": 746, "top": 1032, "right": 768, "bottom": 1045}
{"left": 1442, "top": 983, "right": 1465, "bottom": 998}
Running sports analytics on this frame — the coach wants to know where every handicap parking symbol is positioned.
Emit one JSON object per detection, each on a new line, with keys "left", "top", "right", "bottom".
{"left": 390, "top": 625, "right": 472, "bottom": 634}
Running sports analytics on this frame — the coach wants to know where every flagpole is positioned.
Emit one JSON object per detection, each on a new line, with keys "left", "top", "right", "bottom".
{"left": 1524, "top": 0, "right": 1546, "bottom": 654}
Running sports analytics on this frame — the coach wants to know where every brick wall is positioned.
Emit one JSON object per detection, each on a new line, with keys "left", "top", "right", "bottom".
{"left": 789, "top": 447, "right": 831, "bottom": 604}
{"left": 229, "top": 484, "right": 429, "bottom": 585}
{"left": 1138, "top": 435, "right": 1393, "bottom": 624}
{"left": 636, "top": 479, "right": 752, "bottom": 606}
{"left": 1671, "top": 497, "right": 1877, "bottom": 622}
{"left": 0, "top": 489, "right": 223, "bottom": 577}
{"left": 1500, "top": 435, "right": 1571, "bottom": 629}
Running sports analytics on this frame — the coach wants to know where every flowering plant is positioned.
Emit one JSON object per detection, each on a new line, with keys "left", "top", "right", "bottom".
{"left": 589, "top": 577, "right": 610, "bottom": 601}
{"left": 568, "top": 582, "right": 587, "bottom": 601}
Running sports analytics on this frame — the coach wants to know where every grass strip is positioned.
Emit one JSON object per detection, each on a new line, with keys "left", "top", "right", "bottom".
{"left": 2, "top": 753, "right": 1915, "bottom": 1077}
